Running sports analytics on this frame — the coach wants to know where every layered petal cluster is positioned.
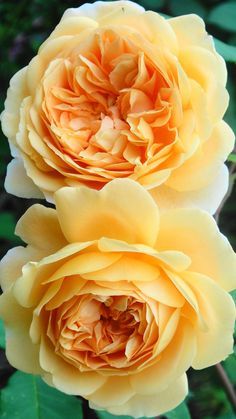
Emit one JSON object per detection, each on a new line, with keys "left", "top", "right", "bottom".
{"left": 0, "top": 180, "right": 235, "bottom": 417}
{"left": 1, "top": 1, "right": 234, "bottom": 212}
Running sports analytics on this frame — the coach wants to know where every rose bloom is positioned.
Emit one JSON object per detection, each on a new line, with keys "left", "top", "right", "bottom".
{"left": 0, "top": 179, "right": 235, "bottom": 417}
{"left": 1, "top": 1, "right": 234, "bottom": 213}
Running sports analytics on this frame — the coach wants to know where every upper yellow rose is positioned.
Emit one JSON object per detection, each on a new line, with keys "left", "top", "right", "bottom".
{"left": 1, "top": 1, "right": 234, "bottom": 213}
{"left": 0, "top": 179, "right": 235, "bottom": 418}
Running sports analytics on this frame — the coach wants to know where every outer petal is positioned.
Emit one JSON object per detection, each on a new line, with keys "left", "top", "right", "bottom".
{"left": 45, "top": 252, "right": 122, "bottom": 282}
{"left": 52, "top": 366, "right": 106, "bottom": 398}
{"left": 98, "top": 238, "right": 191, "bottom": 271}
{"left": 45, "top": 17, "right": 98, "bottom": 41}
{"left": 0, "top": 290, "right": 42, "bottom": 374}
{"left": 157, "top": 209, "right": 236, "bottom": 291}
{"left": 13, "top": 242, "right": 94, "bottom": 308}
{"left": 55, "top": 179, "right": 159, "bottom": 246}
{"left": 166, "top": 121, "right": 234, "bottom": 192}
{"left": 0, "top": 246, "right": 46, "bottom": 292}
{"left": 62, "top": 1, "right": 144, "bottom": 22}
{"left": 80, "top": 255, "right": 160, "bottom": 282}
{"left": 1, "top": 67, "right": 28, "bottom": 141}
{"left": 89, "top": 376, "right": 135, "bottom": 407}
{"left": 98, "top": 374, "right": 188, "bottom": 418}
{"left": 182, "top": 271, "right": 236, "bottom": 368}
{"left": 5, "top": 158, "right": 44, "bottom": 199}
{"left": 15, "top": 204, "right": 67, "bottom": 252}
{"left": 169, "top": 14, "right": 221, "bottom": 55}
{"left": 151, "top": 163, "right": 229, "bottom": 214}
{"left": 180, "top": 63, "right": 228, "bottom": 126}
{"left": 23, "top": 154, "right": 65, "bottom": 194}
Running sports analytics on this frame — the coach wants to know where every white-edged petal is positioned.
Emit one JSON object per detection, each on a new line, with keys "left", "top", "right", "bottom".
{"left": 151, "top": 163, "right": 229, "bottom": 215}
{"left": 62, "top": 1, "right": 144, "bottom": 21}
{"left": 5, "top": 158, "right": 44, "bottom": 199}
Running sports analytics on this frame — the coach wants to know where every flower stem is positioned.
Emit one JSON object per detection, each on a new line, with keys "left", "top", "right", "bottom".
{"left": 215, "top": 363, "right": 236, "bottom": 410}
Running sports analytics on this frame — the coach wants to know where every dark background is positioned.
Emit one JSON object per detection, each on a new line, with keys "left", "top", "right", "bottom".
{"left": 0, "top": 1, "right": 235, "bottom": 418}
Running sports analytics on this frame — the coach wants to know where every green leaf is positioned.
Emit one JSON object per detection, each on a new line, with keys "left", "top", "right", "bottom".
{"left": 169, "top": 0, "right": 207, "bottom": 18}
{"left": 0, "top": 371, "right": 83, "bottom": 419}
{"left": 228, "top": 153, "right": 236, "bottom": 163}
{"left": 96, "top": 412, "right": 132, "bottom": 419}
{"left": 214, "top": 38, "right": 236, "bottom": 62}
{"left": 96, "top": 411, "right": 152, "bottom": 419}
{"left": 228, "top": 33, "right": 236, "bottom": 46}
{"left": 223, "top": 352, "right": 236, "bottom": 385}
{"left": 139, "top": 0, "right": 165, "bottom": 10}
{"left": 0, "top": 213, "right": 16, "bottom": 242}
{"left": 165, "top": 402, "right": 191, "bottom": 419}
{"left": 230, "top": 289, "right": 236, "bottom": 305}
{"left": 0, "top": 318, "right": 5, "bottom": 349}
{"left": 208, "top": 2, "right": 236, "bottom": 32}
{"left": 224, "top": 76, "right": 236, "bottom": 135}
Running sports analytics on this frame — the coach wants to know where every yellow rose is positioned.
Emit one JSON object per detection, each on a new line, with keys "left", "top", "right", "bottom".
{"left": 1, "top": 1, "right": 234, "bottom": 213}
{"left": 0, "top": 179, "right": 235, "bottom": 417}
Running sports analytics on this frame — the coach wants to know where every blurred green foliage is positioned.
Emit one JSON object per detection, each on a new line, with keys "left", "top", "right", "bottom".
{"left": 0, "top": 1, "right": 236, "bottom": 418}
{"left": 1, "top": 371, "right": 83, "bottom": 419}
{"left": 0, "top": 318, "right": 5, "bottom": 349}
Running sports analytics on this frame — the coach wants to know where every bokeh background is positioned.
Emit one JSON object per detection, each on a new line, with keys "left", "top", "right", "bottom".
{"left": 0, "top": 1, "right": 236, "bottom": 418}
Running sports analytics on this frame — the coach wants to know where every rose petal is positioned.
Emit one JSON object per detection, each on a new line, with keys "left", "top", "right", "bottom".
{"left": 130, "top": 318, "right": 196, "bottom": 395}
{"left": 89, "top": 376, "right": 135, "bottom": 407}
{"left": 15, "top": 204, "right": 67, "bottom": 251}
{"left": 5, "top": 158, "right": 44, "bottom": 199}
{"left": 182, "top": 271, "right": 236, "bottom": 368}
{"left": 0, "top": 246, "right": 45, "bottom": 292}
{"left": 103, "top": 374, "right": 188, "bottom": 418}
{"left": 166, "top": 121, "right": 234, "bottom": 192}
{"left": 157, "top": 208, "right": 236, "bottom": 291}
{"left": 62, "top": 1, "right": 144, "bottom": 22}
{"left": 40, "top": 336, "right": 106, "bottom": 396}
{"left": 0, "top": 290, "right": 42, "bottom": 374}
{"left": 151, "top": 163, "right": 229, "bottom": 214}
{"left": 55, "top": 179, "right": 159, "bottom": 246}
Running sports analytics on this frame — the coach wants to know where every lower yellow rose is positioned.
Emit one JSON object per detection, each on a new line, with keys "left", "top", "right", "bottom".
{"left": 0, "top": 179, "right": 235, "bottom": 417}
